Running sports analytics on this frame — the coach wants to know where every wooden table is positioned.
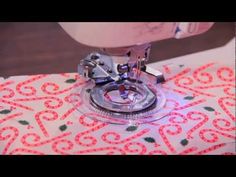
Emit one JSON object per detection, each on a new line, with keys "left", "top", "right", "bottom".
{"left": 0, "top": 22, "right": 234, "bottom": 78}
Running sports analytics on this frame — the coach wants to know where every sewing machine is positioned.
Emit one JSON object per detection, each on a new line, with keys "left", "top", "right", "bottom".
{"left": 59, "top": 22, "right": 214, "bottom": 125}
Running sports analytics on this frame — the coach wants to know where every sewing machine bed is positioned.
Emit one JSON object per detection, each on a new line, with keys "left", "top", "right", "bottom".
{"left": 0, "top": 39, "right": 235, "bottom": 155}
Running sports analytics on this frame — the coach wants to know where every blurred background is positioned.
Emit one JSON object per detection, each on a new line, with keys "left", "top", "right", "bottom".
{"left": 0, "top": 22, "right": 235, "bottom": 78}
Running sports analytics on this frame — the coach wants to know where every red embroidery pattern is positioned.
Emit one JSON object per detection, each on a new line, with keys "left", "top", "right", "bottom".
{"left": 75, "top": 123, "right": 107, "bottom": 147}
{"left": 175, "top": 77, "right": 215, "bottom": 97}
{"left": 101, "top": 129, "right": 149, "bottom": 145}
{"left": 0, "top": 81, "right": 14, "bottom": 88}
{"left": 196, "top": 143, "right": 226, "bottom": 155}
{"left": 159, "top": 124, "right": 182, "bottom": 153}
{"left": 123, "top": 142, "right": 147, "bottom": 154}
{"left": 168, "top": 112, "right": 188, "bottom": 124}
{"left": 0, "top": 126, "right": 19, "bottom": 154}
{"left": 79, "top": 114, "right": 100, "bottom": 127}
{"left": 16, "top": 75, "right": 47, "bottom": 96}
{"left": 74, "top": 147, "right": 126, "bottom": 155}
{"left": 0, "top": 61, "right": 235, "bottom": 154}
{"left": 148, "top": 149, "right": 168, "bottom": 155}
{"left": 193, "top": 63, "right": 215, "bottom": 84}
{"left": 186, "top": 111, "right": 209, "bottom": 139}
{"left": 60, "top": 93, "right": 82, "bottom": 120}
{"left": 0, "top": 112, "right": 23, "bottom": 124}
{"left": 9, "top": 148, "right": 45, "bottom": 155}
{"left": 35, "top": 110, "right": 59, "bottom": 137}
{"left": 199, "top": 129, "right": 236, "bottom": 143}
{"left": 179, "top": 147, "right": 198, "bottom": 155}
{"left": 0, "top": 88, "right": 15, "bottom": 99}
{"left": 14, "top": 96, "right": 63, "bottom": 109}
{"left": 213, "top": 118, "right": 236, "bottom": 131}
{"left": 174, "top": 99, "right": 206, "bottom": 111}
{"left": 41, "top": 82, "right": 73, "bottom": 95}
{"left": 165, "top": 68, "right": 191, "bottom": 82}
{"left": 217, "top": 67, "right": 235, "bottom": 82}
{"left": 196, "top": 84, "right": 236, "bottom": 97}
{"left": 0, "top": 98, "right": 34, "bottom": 111}
{"left": 21, "top": 132, "right": 72, "bottom": 147}
{"left": 51, "top": 139, "right": 74, "bottom": 155}
{"left": 218, "top": 97, "right": 236, "bottom": 121}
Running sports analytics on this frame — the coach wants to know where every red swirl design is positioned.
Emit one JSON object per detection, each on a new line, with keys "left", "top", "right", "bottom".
{"left": 123, "top": 142, "right": 147, "bottom": 155}
{"left": 0, "top": 98, "right": 34, "bottom": 111}
{"left": 174, "top": 99, "right": 206, "bottom": 111}
{"left": 195, "top": 84, "right": 235, "bottom": 97}
{"left": 175, "top": 76, "right": 214, "bottom": 97}
{"left": 217, "top": 67, "right": 235, "bottom": 82}
{"left": 168, "top": 112, "right": 188, "bottom": 124}
{"left": 186, "top": 111, "right": 209, "bottom": 139}
{"left": 101, "top": 129, "right": 149, "bottom": 145}
{"left": 75, "top": 123, "right": 107, "bottom": 147}
{"left": 0, "top": 81, "right": 14, "bottom": 88}
{"left": 213, "top": 118, "right": 236, "bottom": 131}
{"left": 51, "top": 139, "right": 74, "bottom": 155}
{"left": 79, "top": 114, "right": 100, "bottom": 127}
{"left": 0, "top": 88, "right": 15, "bottom": 99}
{"left": 218, "top": 97, "right": 236, "bottom": 121}
{"left": 9, "top": 148, "right": 45, "bottom": 155}
{"left": 16, "top": 75, "right": 47, "bottom": 96}
{"left": 223, "top": 87, "right": 235, "bottom": 97}
{"left": 193, "top": 63, "right": 214, "bottom": 84}
{"left": 196, "top": 143, "right": 227, "bottom": 155}
{"left": 60, "top": 93, "right": 82, "bottom": 120}
{"left": 199, "top": 129, "right": 236, "bottom": 143}
{"left": 165, "top": 68, "right": 191, "bottom": 82}
{"left": 0, "top": 112, "right": 23, "bottom": 124}
{"left": 65, "top": 93, "right": 81, "bottom": 104}
{"left": 74, "top": 146, "right": 126, "bottom": 155}
{"left": 21, "top": 132, "right": 71, "bottom": 147}
{"left": 179, "top": 147, "right": 198, "bottom": 155}
{"left": 41, "top": 82, "right": 72, "bottom": 95}
{"left": 14, "top": 96, "right": 63, "bottom": 109}
{"left": 148, "top": 149, "right": 168, "bottom": 155}
{"left": 41, "top": 79, "right": 86, "bottom": 95}
{"left": 0, "top": 126, "right": 19, "bottom": 154}
{"left": 35, "top": 110, "right": 59, "bottom": 137}
{"left": 159, "top": 124, "right": 182, "bottom": 153}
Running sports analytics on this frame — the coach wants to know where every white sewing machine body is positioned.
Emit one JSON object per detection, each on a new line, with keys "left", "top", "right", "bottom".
{"left": 59, "top": 22, "right": 213, "bottom": 48}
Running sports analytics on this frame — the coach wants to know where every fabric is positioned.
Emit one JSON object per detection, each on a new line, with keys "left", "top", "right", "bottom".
{"left": 0, "top": 39, "right": 235, "bottom": 155}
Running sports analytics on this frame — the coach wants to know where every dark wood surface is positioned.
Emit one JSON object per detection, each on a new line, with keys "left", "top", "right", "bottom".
{"left": 0, "top": 22, "right": 235, "bottom": 77}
